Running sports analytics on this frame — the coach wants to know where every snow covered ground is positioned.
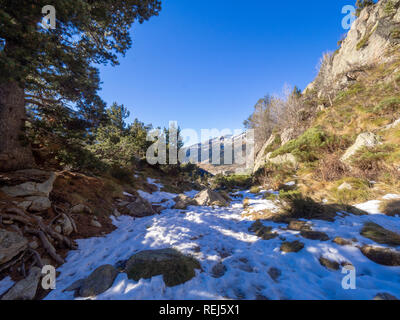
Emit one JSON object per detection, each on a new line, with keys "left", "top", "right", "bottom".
{"left": 33, "top": 180, "right": 400, "bottom": 300}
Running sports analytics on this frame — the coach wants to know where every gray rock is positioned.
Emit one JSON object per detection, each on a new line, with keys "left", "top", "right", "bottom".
{"left": 125, "top": 248, "right": 201, "bottom": 287}
{"left": 79, "top": 265, "right": 119, "bottom": 297}
{"left": 63, "top": 279, "right": 84, "bottom": 293}
{"left": 0, "top": 230, "right": 28, "bottom": 264}
{"left": 26, "top": 196, "right": 51, "bottom": 212}
{"left": 119, "top": 196, "right": 156, "bottom": 218}
{"left": 194, "top": 189, "right": 228, "bottom": 207}
{"left": 90, "top": 219, "right": 102, "bottom": 228}
{"left": 338, "top": 182, "right": 353, "bottom": 191}
{"left": 1, "top": 267, "right": 41, "bottom": 300}
{"left": 280, "top": 128, "right": 296, "bottom": 145}
{"left": 341, "top": 132, "right": 380, "bottom": 162}
{"left": 70, "top": 204, "right": 92, "bottom": 214}
{"left": 1, "top": 171, "right": 56, "bottom": 197}
{"left": 173, "top": 194, "right": 197, "bottom": 210}
{"left": 253, "top": 134, "right": 278, "bottom": 173}
{"left": 59, "top": 214, "right": 74, "bottom": 236}
{"left": 211, "top": 263, "right": 227, "bottom": 278}
{"left": 113, "top": 208, "right": 121, "bottom": 217}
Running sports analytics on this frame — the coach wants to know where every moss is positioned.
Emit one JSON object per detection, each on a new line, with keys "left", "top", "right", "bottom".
{"left": 270, "top": 127, "right": 341, "bottom": 163}
{"left": 361, "top": 222, "right": 400, "bottom": 246}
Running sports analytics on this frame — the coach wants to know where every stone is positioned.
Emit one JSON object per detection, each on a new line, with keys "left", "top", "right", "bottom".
{"left": 59, "top": 214, "right": 74, "bottom": 236}
{"left": 268, "top": 267, "right": 282, "bottom": 282}
{"left": 194, "top": 189, "right": 229, "bottom": 207}
{"left": 0, "top": 230, "right": 28, "bottom": 264}
{"left": 319, "top": 257, "right": 340, "bottom": 271}
{"left": 249, "top": 221, "right": 278, "bottom": 240}
{"left": 63, "top": 279, "right": 84, "bottom": 293}
{"left": 1, "top": 267, "right": 41, "bottom": 300}
{"left": 79, "top": 265, "right": 119, "bottom": 297}
{"left": 0, "top": 171, "right": 56, "bottom": 198}
{"left": 341, "top": 132, "right": 380, "bottom": 162}
{"left": 253, "top": 134, "right": 278, "bottom": 173}
{"left": 70, "top": 204, "right": 92, "bottom": 214}
{"left": 300, "top": 230, "right": 330, "bottom": 241}
{"left": 373, "top": 293, "right": 399, "bottom": 300}
{"left": 119, "top": 196, "right": 156, "bottom": 218}
{"left": 90, "top": 219, "right": 102, "bottom": 228}
{"left": 360, "top": 245, "right": 400, "bottom": 266}
{"left": 280, "top": 241, "right": 304, "bottom": 253}
{"left": 173, "top": 194, "right": 197, "bottom": 210}
{"left": 287, "top": 220, "right": 312, "bottom": 231}
{"left": 211, "top": 263, "right": 227, "bottom": 278}
{"left": 125, "top": 248, "right": 201, "bottom": 287}
{"left": 280, "top": 128, "right": 296, "bottom": 145}
{"left": 113, "top": 208, "right": 121, "bottom": 217}
{"left": 333, "top": 237, "right": 352, "bottom": 246}
{"left": 25, "top": 196, "right": 51, "bottom": 212}
{"left": 338, "top": 182, "right": 353, "bottom": 191}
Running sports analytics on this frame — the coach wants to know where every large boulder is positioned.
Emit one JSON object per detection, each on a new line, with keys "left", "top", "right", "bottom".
{"left": 78, "top": 265, "right": 119, "bottom": 297}
{"left": 0, "top": 170, "right": 56, "bottom": 198}
{"left": 0, "top": 230, "right": 28, "bottom": 265}
{"left": 173, "top": 194, "right": 197, "bottom": 210}
{"left": 194, "top": 189, "right": 229, "bottom": 207}
{"left": 1, "top": 267, "right": 41, "bottom": 300}
{"left": 119, "top": 196, "right": 156, "bottom": 218}
{"left": 341, "top": 132, "right": 380, "bottom": 162}
{"left": 125, "top": 248, "right": 201, "bottom": 287}
{"left": 360, "top": 245, "right": 400, "bottom": 266}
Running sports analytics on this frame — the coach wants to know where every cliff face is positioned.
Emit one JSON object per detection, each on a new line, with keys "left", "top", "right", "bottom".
{"left": 307, "top": 0, "right": 400, "bottom": 96}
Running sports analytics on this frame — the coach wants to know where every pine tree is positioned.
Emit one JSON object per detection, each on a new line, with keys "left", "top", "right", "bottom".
{"left": 0, "top": 0, "right": 161, "bottom": 171}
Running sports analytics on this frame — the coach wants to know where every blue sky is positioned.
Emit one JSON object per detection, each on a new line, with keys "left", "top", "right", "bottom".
{"left": 98, "top": 0, "right": 355, "bottom": 135}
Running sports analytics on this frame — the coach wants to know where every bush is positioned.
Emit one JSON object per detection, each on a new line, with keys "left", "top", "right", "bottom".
{"left": 253, "top": 162, "right": 296, "bottom": 190}
{"left": 317, "top": 153, "right": 350, "bottom": 181}
{"left": 331, "top": 177, "right": 371, "bottom": 204}
{"left": 211, "top": 174, "right": 252, "bottom": 190}
{"left": 270, "top": 127, "right": 343, "bottom": 163}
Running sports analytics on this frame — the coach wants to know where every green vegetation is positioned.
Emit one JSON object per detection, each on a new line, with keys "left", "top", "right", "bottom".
{"left": 211, "top": 174, "right": 252, "bottom": 191}
{"left": 374, "top": 97, "right": 400, "bottom": 114}
{"left": 270, "top": 127, "right": 340, "bottom": 163}
{"left": 331, "top": 177, "right": 372, "bottom": 204}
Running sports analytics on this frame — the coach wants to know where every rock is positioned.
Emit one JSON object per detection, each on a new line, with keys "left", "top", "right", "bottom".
{"left": 384, "top": 118, "right": 400, "bottom": 130}
{"left": 253, "top": 134, "right": 278, "bottom": 173}
{"left": 211, "top": 263, "right": 227, "bottom": 278}
{"left": 90, "top": 219, "right": 102, "bottom": 228}
{"left": 70, "top": 204, "right": 92, "bottom": 214}
{"left": 333, "top": 237, "right": 353, "bottom": 246}
{"left": 338, "top": 182, "right": 353, "bottom": 191}
{"left": 300, "top": 230, "right": 330, "bottom": 241}
{"left": 54, "top": 225, "right": 62, "bottom": 233}
{"left": 287, "top": 220, "right": 312, "bottom": 231}
{"left": 360, "top": 222, "right": 400, "bottom": 246}
{"left": 268, "top": 153, "right": 298, "bottom": 167}
{"left": 59, "top": 214, "right": 74, "bottom": 236}
{"left": 249, "top": 221, "right": 278, "bottom": 240}
{"left": 194, "top": 189, "right": 229, "bottom": 207}
{"left": 0, "top": 170, "right": 56, "bottom": 197}
{"left": 25, "top": 196, "right": 51, "bottom": 212}
{"left": 112, "top": 208, "right": 121, "bottom": 217}
{"left": 14, "top": 200, "right": 33, "bottom": 211}
{"left": 29, "top": 240, "right": 39, "bottom": 250}
{"left": 63, "top": 279, "right": 85, "bottom": 293}
{"left": 1, "top": 267, "right": 41, "bottom": 300}
{"left": 360, "top": 245, "right": 400, "bottom": 266}
{"left": 268, "top": 267, "right": 282, "bottom": 282}
{"left": 319, "top": 257, "right": 340, "bottom": 271}
{"left": 79, "top": 265, "right": 119, "bottom": 297}
{"left": 125, "top": 248, "right": 201, "bottom": 287}
{"left": 173, "top": 194, "right": 197, "bottom": 210}
{"left": 341, "top": 132, "right": 380, "bottom": 162}
{"left": 0, "top": 230, "right": 28, "bottom": 264}
{"left": 280, "top": 128, "right": 296, "bottom": 145}
{"left": 280, "top": 241, "right": 304, "bottom": 253}
{"left": 373, "top": 293, "right": 399, "bottom": 300}
{"left": 119, "top": 196, "right": 156, "bottom": 218}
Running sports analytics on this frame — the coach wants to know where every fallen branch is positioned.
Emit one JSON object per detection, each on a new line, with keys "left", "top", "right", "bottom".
{"left": 25, "top": 228, "right": 64, "bottom": 265}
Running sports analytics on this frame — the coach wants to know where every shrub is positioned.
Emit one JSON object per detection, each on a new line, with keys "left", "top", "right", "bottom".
{"left": 211, "top": 174, "right": 252, "bottom": 190}
{"left": 253, "top": 162, "right": 296, "bottom": 190}
{"left": 317, "top": 153, "right": 350, "bottom": 181}
{"left": 270, "top": 127, "right": 342, "bottom": 163}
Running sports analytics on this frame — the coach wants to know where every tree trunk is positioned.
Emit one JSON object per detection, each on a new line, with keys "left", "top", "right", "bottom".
{"left": 0, "top": 82, "right": 35, "bottom": 171}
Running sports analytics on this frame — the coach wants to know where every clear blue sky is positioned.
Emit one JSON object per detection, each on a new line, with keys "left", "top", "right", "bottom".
{"left": 98, "top": 0, "right": 354, "bottom": 134}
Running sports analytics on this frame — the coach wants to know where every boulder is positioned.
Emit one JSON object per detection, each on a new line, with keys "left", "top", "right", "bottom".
{"left": 360, "top": 245, "right": 400, "bottom": 266}
{"left": 79, "top": 265, "right": 119, "bottom": 297}
{"left": 319, "top": 257, "right": 340, "bottom": 271}
{"left": 173, "top": 194, "right": 197, "bottom": 210}
{"left": 300, "top": 230, "right": 330, "bottom": 241}
{"left": 280, "top": 241, "right": 304, "bottom": 253}
{"left": 0, "top": 170, "right": 56, "bottom": 198}
{"left": 341, "top": 132, "right": 380, "bottom": 162}
{"left": 125, "top": 248, "right": 201, "bottom": 287}
{"left": 333, "top": 237, "right": 353, "bottom": 246}
{"left": 70, "top": 204, "right": 92, "bottom": 214}
{"left": 0, "top": 230, "right": 28, "bottom": 265}
{"left": 119, "top": 196, "right": 156, "bottom": 218}
{"left": 249, "top": 221, "right": 278, "bottom": 240}
{"left": 194, "top": 189, "right": 229, "bottom": 207}
{"left": 58, "top": 214, "right": 74, "bottom": 236}
{"left": 253, "top": 134, "right": 277, "bottom": 173}
{"left": 26, "top": 196, "right": 51, "bottom": 212}
{"left": 1, "top": 267, "right": 41, "bottom": 300}
{"left": 287, "top": 220, "right": 312, "bottom": 231}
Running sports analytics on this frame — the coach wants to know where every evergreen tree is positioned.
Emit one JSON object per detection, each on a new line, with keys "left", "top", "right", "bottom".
{"left": 0, "top": 0, "right": 161, "bottom": 171}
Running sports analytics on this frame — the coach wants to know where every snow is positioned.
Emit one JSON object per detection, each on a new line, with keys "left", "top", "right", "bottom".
{"left": 0, "top": 276, "right": 14, "bottom": 296}
{"left": 43, "top": 182, "right": 400, "bottom": 300}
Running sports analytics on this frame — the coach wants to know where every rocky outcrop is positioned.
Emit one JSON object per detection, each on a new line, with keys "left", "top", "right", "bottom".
{"left": 0, "top": 229, "right": 28, "bottom": 265}
{"left": 1, "top": 267, "right": 41, "bottom": 300}
{"left": 173, "top": 194, "right": 197, "bottom": 210}
{"left": 253, "top": 134, "right": 277, "bottom": 173}
{"left": 125, "top": 248, "right": 201, "bottom": 287}
{"left": 194, "top": 189, "right": 229, "bottom": 207}
{"left": 307, "top": 0, "right": 400, "bottom": 96}
{"left": 341, "top": 132, "right": 380, "bottom": 162}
